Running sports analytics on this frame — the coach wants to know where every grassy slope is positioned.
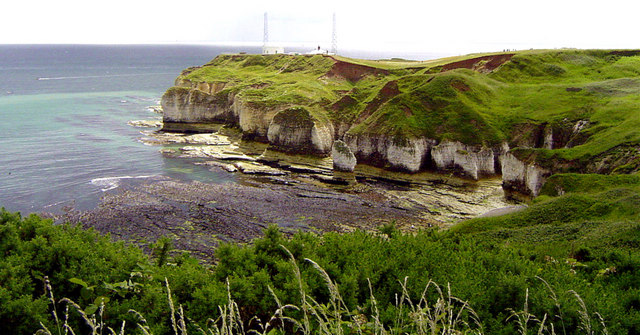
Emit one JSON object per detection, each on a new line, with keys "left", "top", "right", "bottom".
{"left": 449, "top": 172, "right": 640, "bottom": 333}
{"left": 451, "top": 172, "right": 640, "bottom": 237}
{"left": 486, "top": 50, "right": 640, "bottom": 161}
{"left": 177, "top": 49, "right": 640, "bottom": 168}
{"left": 350, "top": 70, "right": 505, "bottom": 145}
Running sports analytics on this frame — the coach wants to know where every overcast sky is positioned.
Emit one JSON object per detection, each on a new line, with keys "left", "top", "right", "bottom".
{"left": 2, "top": 0, "right": 638, "bottom": 56}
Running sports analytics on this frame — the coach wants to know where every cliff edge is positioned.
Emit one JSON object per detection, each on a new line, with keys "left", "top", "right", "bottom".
{"left": 161, "top": 50, "right": 640, "bottom": 196}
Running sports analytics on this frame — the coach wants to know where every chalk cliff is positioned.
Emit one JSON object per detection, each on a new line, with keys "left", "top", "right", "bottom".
{"left": 501, "top": 152, "right": 551, "bottom": 196}
{"left": 343, "top": 134, "right": 435, "bottom": 172}
{"left": 161, "top": 87, "right": 236, "bottom": 131}
{"left": 160, "top": 50, "right": 640, "bottom": 196}
{"left": 267, "top": 107, "right": 334, "bottom": 155}
{"left": 431, "top": 141, "right": 499, "bottom": 180}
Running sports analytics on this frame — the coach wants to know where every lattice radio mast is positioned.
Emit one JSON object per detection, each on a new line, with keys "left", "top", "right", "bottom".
{"left": 331, "top": 13, "right": 337, "bottom": 54}
{"left": 263, "top": 12, "right": 269, "bottom": 47}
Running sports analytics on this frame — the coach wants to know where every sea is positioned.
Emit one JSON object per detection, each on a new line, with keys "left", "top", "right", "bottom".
{"left": 0, "top": 44, "right": 445, "bottom": 214}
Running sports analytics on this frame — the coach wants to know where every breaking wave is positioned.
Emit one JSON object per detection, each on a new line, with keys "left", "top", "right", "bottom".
{"left": 90, "top": 175, "right": 156, "bottom": 192}
{"left": 37, "top": 73, "right": 175, "bottom": 81}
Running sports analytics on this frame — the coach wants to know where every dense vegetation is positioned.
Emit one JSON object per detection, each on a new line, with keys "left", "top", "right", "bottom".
{"left": 1, "top": 172, "right": 638, "bottom": 334}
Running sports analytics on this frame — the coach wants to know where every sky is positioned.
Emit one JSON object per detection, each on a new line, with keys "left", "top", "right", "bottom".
{"left": 2, "top": 0, "right": 638, "bottom": 57}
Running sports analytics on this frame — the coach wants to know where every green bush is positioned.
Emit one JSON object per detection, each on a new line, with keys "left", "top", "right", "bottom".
{"left": 1, "top": 205, "right": 638, "bottom": 334}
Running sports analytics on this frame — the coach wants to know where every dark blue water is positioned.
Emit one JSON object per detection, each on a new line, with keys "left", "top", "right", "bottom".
{"left": 0, "top": 45, "right": 259, "bottom": 214}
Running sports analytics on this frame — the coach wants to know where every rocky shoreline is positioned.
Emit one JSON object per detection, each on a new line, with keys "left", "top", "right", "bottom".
{"left": 53, "top": 172, "right": 509, "bottom": 261}
{"left": 46, "top": 117, "right": 512, "bottom": 261}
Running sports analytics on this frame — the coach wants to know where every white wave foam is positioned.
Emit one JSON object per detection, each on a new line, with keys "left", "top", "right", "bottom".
{"left": 90, "top": 175, "right": 155, "bottom": 192}
{"left": 43, "top": 200, "right": 71, "bottom": 209}
{"left": 37, "top": 73, "right": 175, "bottom": 81}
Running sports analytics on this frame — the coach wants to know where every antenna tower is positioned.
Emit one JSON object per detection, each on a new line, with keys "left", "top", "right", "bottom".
{"left": 263, "top": 12, "right": 269, "bottom": 47}
{"left": 331, "top": 13, "right": 337, "bottom": 54}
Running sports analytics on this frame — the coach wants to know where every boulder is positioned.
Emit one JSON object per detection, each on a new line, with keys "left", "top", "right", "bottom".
{"left": 332, "top": 140, "right": 357, "bottom": 172}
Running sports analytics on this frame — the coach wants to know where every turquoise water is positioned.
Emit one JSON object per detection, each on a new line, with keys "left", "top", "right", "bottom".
{"left": 0, "top": 45, "right": 444, "bottom": 214}
{"left": 0, "top": 45, "right": 248, "bottom": 213}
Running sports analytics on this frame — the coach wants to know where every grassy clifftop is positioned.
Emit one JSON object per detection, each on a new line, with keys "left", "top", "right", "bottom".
{"left": 174, "top": 49, "right": 640, "bottom": 171}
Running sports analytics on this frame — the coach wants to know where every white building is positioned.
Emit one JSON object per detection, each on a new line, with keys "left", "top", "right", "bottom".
{"left": 263, "top": 46, "right": 285, "bottom": 55}
{"left": 306, "top": 46, "right": 334, "bottom": 55}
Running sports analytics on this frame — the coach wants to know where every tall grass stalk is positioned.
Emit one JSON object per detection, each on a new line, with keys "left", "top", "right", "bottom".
{"left": 201, "top": 278, "right": 245, "bottom": 335}
{"left": 281, "top": 245, "right": 311, "bottom": 335}
{"left": 128, "top": 309, "right": 153, "bottom": 335}
{"left": 367, "top": 278, "right": 387, "bottom": 335}
{"left": 398, "top": 278, "right": 483, "bottom": 334}
{"left": 35, "top": 261, "right": 608, "bottom": 335}
{"left": 305, "top": 257, "right": 363, "bottom": 335}
{"left": 44, "top": 276, "right": 62, "bottom": 335}
{"left": 245, "top": 286, "right": 301, "bottom": 335}
{"left": 165, "top": 278, "right": 179, "bottom": 335}
{"left": 536, "top": 276, "right": 566, "bottom": 335}
{"left": 507, "top": 288, "right": 539, "bottom": 334}
{"left": 570, "top": 290, "right": 606, "bottom": 335}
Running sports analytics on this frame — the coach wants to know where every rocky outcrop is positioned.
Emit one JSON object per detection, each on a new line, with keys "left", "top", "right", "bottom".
{"left": 332, "top": 140, "right": 357, "bottom": 172}
{"left": 440, "top": 54, "right": 515, "bottom": 73}
{"left": 161, "top": 84, "right": 555, "bottom": 195}
{"left": 501, "top": 152, "right": 551, "bottom": 196}
{"left": 431, "top": 140, "right": 499, "bottom": 180}
{"left": 343, "top": 133, "right": 509, "bottom": 179}
{"left": 344, "top": 134, "right": 436, "bottom": 172}
{"left": 161, "top": 87, "right": 237, "bottom": 131}
{"left": 510, "top": 119, "right": 590, "bottom": 150}
{"left": 266, "top": 107, "right": 334, "bottom": 155}
{"left": 233, "top": 99, "right": 280, "bottom": 141}
{"left": 162, "top": 86, "right": 291, "bottom": 142}
{"left": 174, "top": 78, "right": 228, "bottom": 95}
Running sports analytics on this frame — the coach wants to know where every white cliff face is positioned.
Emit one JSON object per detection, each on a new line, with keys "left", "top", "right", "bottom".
{"left": 332, "top": 140, "right": 357, "bottom": 172}
{"left": 311, "top": 122, "right": 335, "bottom": 154}
{"left": 385, "top": 139, "right": 433, "bottom": 172}
{"left": 266, "top": 121, "right": 310, "bottom": 150}
{"left": 266, "top": 108, "right": 334, "bottom": 155}
{"left": 162, "top": 84, "right": 335, "bottom": 153}
{"left": 344, "top": 134, "right": 434, "bottom": 172}
{"left": 161, "top": 88, "right": 236, "bottom": 127}
{"left": 501, "top": 152, "right": 550, "bottom": 196}
{"left": 431, "top": 140, "right": 497, "bottom": 180}
{"left": 233, "top": 99, "right": 279, "bottom": 140}
{"left": 343, "top": 133, "right": 554, "bottom": 195}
